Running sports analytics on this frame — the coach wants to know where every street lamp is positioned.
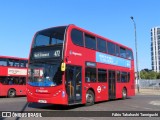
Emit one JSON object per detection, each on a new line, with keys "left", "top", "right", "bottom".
{"left": 130, "top": 16, "right": 140, "bottom": 93}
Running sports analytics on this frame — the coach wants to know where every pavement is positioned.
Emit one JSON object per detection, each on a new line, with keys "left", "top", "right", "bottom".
{"left": 135, "top": 88, "right": 160, "bottom": 95}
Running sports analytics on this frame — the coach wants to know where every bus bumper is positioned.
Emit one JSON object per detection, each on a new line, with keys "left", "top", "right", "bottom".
{"left": 26, "top": 85, "right": 68, "bottom": 105}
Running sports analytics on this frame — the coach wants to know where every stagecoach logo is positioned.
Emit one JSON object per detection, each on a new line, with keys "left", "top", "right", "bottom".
{"left": 69, "top": 50, "right": 82, "bottom": 56}
{"left": 8, "top": 68, "right": 27, "bottom": 76}
{"left": 97, "top": 86, "right": 101, "bottom": 93}
{"left": 36, "top": 88, "right": 48, "bottom": 93}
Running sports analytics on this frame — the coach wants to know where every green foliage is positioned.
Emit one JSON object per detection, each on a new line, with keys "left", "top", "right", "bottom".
{"left": 140, "top": 70, "right": 160, "bottom": 79}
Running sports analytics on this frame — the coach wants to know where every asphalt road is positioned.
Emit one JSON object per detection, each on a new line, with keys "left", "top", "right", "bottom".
{"left": 0, "top": 95, "right": 160, "bottom": 120}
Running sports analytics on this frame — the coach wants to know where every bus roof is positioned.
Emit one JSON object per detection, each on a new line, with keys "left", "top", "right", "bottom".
{"left": 68, "top": 24, "right": 133, "bottom": 51}
{"left": 0, "top": 55, "right": 28, "bottom": 60}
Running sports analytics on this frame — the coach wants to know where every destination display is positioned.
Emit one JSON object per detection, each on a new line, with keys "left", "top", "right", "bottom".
{"left": 33, "top": 50, "right": 61, "bottom": 59}
{"left": 30, "top": 45, "right": 63, "bottom": 60}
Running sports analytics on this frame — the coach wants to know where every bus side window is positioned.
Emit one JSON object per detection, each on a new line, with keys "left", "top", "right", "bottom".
{"left": 9, "top": 78, "right": 13, "bottom": 85}
{"left": 71, "top": 29, "right": 84, "bottom": 46}
{"left": 85, "top": 77, "right": 90, "bottom": 82}
{"left": 126, "top": 49, "right": 133, "bottom": 60}
{"left": 85, "top": 34, "right": 96, "bottom": 50}
{"left": 128, "top": 72, "right": 130, "bottom": 82}
{"left": 0, "top": 58, "right": 7, "bottom": 66}
{"left": 117, "top": 71, "right": 121, "bottom": 82}
{"left": 19, "top": 78, "right": 23, "bottom": 85}
{"left": 120, "top": 47, "right": 126, "bottom": 58}
{"left": 121, "top": 72, "right": 127, "bottom": 82}
{"left": 108, "top": 42, "right": 115, "bottom": 55}
{"left": 0, "top": 77, "right": 3, "bottom": 84}
{"left": 85, "top": 67, "right": 96, "bottom": 83}
{"left": 97, "top": 38, "right": 107, "bottom": 52}
{"left": 23, "top": 78, "right": 26, "bottom": 85}
{"left": 98, "top": 69, "right": 107, "bottom": 82}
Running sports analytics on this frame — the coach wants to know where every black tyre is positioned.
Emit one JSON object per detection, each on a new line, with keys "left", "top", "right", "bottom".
{"left": 122, "top": 88, "right": 127, "bottom": 99}
{"left": 8, "top": 89, "right": 16, "bottom": 98}
{"left": 85, "top": 90, "right": 95, "bottom": 106}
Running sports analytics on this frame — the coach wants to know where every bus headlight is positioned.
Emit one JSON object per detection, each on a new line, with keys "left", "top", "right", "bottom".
{"left": 53, "top": 90, "right": 61, "bottom": 97}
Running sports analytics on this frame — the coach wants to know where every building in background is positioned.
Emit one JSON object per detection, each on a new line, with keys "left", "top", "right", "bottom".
{"left": 151, "top": 27, "right": 160, "bottom": 72}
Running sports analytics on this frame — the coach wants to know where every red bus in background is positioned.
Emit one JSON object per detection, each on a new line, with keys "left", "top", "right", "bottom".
{"left": 27, "top": 24, "right": 135, "bottom": 106}
{"left": 0, "top": 56, "right": 28, "bottom": 97}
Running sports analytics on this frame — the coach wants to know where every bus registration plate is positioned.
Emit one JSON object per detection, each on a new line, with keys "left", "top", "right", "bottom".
{"left": 38, "top": 100, "right": 47, "bottom": 103}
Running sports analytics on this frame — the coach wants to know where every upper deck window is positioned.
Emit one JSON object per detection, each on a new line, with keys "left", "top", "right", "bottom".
{"left": 20, "top": 60, "right": 28, "bottom": 68}
{"left": 0, "top": 58, "right": 28, "bottom": 67}
{"left": 85, "top": 34, "right": 96, "bottom": 50}
{"left": 120, "top": 47, "right": 126, "bottom": 58}
{"left": 33, "top": 26, "right": 66, "bottom": 47}
{"left": 116, "top": 45, "right": 119, "bottom": 56}
{"left": 97, "top": 38, "right": 107, "bottom": 52}
{"left": 126, "top": 49, "right": 133, "bottom": 60}
{"left": 8, "top": 59, "right": 19, "bottom": 67}
{"left": 71, "top": 29, "right": 84, "bottom": 46}
{"left": 0, "top": 58, "right": 7, "bottom": 66}
{"left": 107, "top": 42, "right": 115, "bottom": 55}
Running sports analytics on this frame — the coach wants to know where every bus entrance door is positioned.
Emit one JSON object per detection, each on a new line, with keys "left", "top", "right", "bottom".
{"left": 66, "top": 65, "right": 82, "bottom": 104}
{"left": 108, "top": 70, "right": 116, "bottom": 99}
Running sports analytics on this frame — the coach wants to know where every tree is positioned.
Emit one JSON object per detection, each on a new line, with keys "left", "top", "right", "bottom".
{"left": 156, "top": 73, "right": 160, "bottom": 79}
{"left": 147, "top": 71, "right": 157, "bottom": 79}
{"left": 140, "top": 70, "right": 159, "bottom": 79}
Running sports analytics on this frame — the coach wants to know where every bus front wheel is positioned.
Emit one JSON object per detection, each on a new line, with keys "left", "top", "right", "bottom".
{"left": 8, "top": 89, "right": 16, "bottom": 98}
{"left": 86, "top": 90, "right": 95, "bottom": 106}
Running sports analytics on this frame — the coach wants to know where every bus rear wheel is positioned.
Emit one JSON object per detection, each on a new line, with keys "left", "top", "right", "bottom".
{"left": 122, "top": 88, "right": 127, "bottom": 99}
{"left": 86, "top": 90, "right": 94, "bottom": 106}
{"left": 8, "top": 89, "right": 16, "bottom": 98}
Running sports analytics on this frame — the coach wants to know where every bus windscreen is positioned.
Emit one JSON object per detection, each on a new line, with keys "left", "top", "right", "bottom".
{"left": 33, "top": 26, "right": 67, "bottom": 47}
{"left": 28, "top": 62, "right": 62, "bottom": 87}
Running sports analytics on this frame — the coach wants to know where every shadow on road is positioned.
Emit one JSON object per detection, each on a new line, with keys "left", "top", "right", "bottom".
{"left": 93, "top": 97, "right": 132, "bottom": 105}
{"left": 27, "top": 97, "right": 132, "bottom": 110}
{"left": 28, "top": 103, "right": 85, "bottom": 110}
{"left": 0, "top": 96, "right": 26, "bottom": 98}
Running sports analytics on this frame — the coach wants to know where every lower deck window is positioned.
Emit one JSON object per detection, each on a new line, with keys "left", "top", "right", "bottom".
{"left": 117, "top": 71, "right": 130, "bottom": 83}
{"left": 98, "top": 69, "right": 107, "bottom": 82}
{"left": 0, "top": 77, "right": 26, "bottom": 85}
{"left": 85, "top": 67, "right": 96, "bottom": 82}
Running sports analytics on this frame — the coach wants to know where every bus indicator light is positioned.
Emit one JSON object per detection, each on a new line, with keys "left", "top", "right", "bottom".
{"left": 62, "top": 91, "right": 65, "bottom": 97}
{"left": 61, "top": 62, "right": 66, "bottom": 71}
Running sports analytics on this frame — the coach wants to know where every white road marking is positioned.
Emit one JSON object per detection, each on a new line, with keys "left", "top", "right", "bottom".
{"left": 149, "top": 101, "right": 160, "bottom": 106}
{"left": 129, "top": 105, "right": 155, "bottom": 110}
{"left": 80, "top": 117, "right": 95, "bottom": 120}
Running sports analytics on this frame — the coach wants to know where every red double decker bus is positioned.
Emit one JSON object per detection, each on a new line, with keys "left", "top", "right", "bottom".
{"left": 0, "top": 56, "right": 28, "bottom": 97}
{"left": 27, "top": 24, "right": 135, "bottom": 106}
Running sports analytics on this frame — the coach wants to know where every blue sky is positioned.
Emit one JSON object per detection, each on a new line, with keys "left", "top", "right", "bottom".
{"left": 0, "top": 0, "right": 159, "bottom": 70}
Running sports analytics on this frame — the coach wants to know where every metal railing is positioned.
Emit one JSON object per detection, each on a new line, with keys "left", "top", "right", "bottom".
{"left": 137, "top": 79, "right": 160, "bottom": 89}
